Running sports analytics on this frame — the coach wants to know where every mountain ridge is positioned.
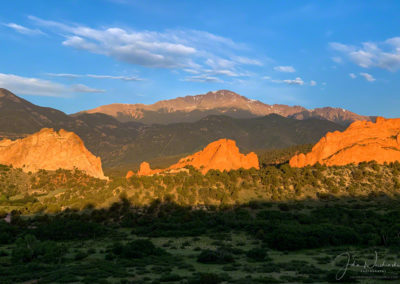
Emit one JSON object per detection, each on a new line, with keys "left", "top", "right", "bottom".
{"left": 75, "top": 89, "right": 373, "bottom": 126}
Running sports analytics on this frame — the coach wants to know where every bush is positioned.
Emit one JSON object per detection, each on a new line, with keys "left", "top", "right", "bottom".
{"left": 74, "top": 251, "right": 88, "bottom": 260}
{"left": 246, "top": 248, "right": 267, "bottom": 261}
{"left": 189, "top": 273, "right": 229, "bottom": 284}
{"left": 197, "top": 249, "right": 234, "bottom": 264}
{"left": 0, "top": 221, "right": 16, "bottom": 244}
{"left": 112, "top": 239, "right": 166, "bottom": 258}
{"left": 11, "top": 234, "right": 67, "bottom": 263}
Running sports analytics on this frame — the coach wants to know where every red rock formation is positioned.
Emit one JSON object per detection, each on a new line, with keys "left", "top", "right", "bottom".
{"left": 0, "top": 128, "right": 107, "bottom": 179}
{"left": 290, "top": 117, "right": 400, "bottom": 167}
{"left": 125, "top": 170, "right": 134, "bottom": 179}
{"left": 137, "top": 162, "right": 162, "bottom": 176}
{"left": 135, "top": 139, "right": 259, "bottom": 176}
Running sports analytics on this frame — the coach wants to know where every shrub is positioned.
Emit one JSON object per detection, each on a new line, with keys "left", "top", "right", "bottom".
{"left": 112, "top": 239, "right": 166, "bottom": 258}
{"left": 246, "top": 248, "right": 267, "bottom": 261}
{"left": 197, "top": 249, "right": 234, "bottom": 264}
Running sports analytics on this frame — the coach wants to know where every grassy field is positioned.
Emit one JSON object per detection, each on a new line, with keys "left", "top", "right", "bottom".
{"left": 1, "top": 228, "right": 398, "bottom": 283}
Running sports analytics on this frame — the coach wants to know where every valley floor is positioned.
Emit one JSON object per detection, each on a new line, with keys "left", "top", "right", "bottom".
{"left": 1, "top": 197, "right": 400, "bottom": 283}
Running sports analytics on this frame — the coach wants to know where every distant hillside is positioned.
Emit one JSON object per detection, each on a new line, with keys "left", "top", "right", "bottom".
{"left": 0, "top": 88, "right": 73, "bottom": 138}
{"left": 0, "top": 88, "right": 344, "bottom": 168}
{"left": 76, "top": 89, "right": 373, "bottom": 126}
{"left": 94, "top": 114, "right": 345, "bottom": 167}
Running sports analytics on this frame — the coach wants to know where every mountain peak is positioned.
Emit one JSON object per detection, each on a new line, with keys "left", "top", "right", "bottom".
{"left": 0, "top": 88, "right": 25, "bottom": 103}
{"left": 205, "top": 89, "right": 243, "bottom": 97}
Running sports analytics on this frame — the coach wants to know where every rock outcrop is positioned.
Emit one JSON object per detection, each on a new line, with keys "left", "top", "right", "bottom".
{"left": 125, "top": 170, "right": 134, "bottom": 179}
{"left": 289, "top": 117, "right": 400, "bottom": 167}
{"left": 0, "top": 128, "right": 107, "bottom": 179}
{"left": 137, "top": 162, "right": 162, "bottom": 176}
{"left": 133, "top": 138, "right": 259, "bottom": 176}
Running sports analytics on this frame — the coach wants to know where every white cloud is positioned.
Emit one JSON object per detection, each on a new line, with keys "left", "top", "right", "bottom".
{"left": 4, "top": 23, "right": 44, "bottom": 36}
{"left": 359, "top": 72, "right": 375, "bottom": 82}
{"left": 0, "top": 73, "right": 65, "bottom": 96}
{"left": 283, "top": 77, "right": 304, "bottom": 85}
{"left": 264, "top": 76, "right": 307, "bottom": 86}
{"left": 28, "top": 15, "right": 262, "bottom": 82}
{"left": 0, "top": 73, "right": 105, "bottom": 96}
{"left": 86, "top": 74, "right": 141, "bottom": 81}
{"left": 206, "top": 69, "right": 238, "bottom": 77}
{"left": 349, "top": 73, "right": 357, "bottom": 79}
{"left": 184, "top": 75, "right": 223, "bottom": 83}
{"left": 331, "top": 56, "right": 343, "bottom": 64}
{"left": 330, "top": 38, "right": 400, "bottom": 71}
{"left": 72, "top": 84, "right": 105, "bottom": 93}
{"left": 47, "top": 73, "right": 142, "bottom": 81}
{"left": 274, "top": 65, "right": 296, "bottom": 73}
{"left": 310, "top": 80, "right": 317, "bottom": 86}
{"left": 232, "top": 56, "right": 263, "bottom": 66}
{"left": 46, "top": 73, "right": 81, "bottom": 79}
{"left": 183, "top": 69, "right": 200, "bottom": 74}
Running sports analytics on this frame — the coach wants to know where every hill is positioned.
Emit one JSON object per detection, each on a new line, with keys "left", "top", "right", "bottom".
{"left": 0, "top": 88, "right": 73, "bottom": 139}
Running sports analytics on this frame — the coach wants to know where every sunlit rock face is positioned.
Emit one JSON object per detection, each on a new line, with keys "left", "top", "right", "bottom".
{"left": 0, "top": 128, "right": 107, "bottom": 179}
{"left": 125, "top": 170, "right": 134, "bottom": 179}
{"left": 132, "top": 138, "right": 259, "bottom": 176}
{"left": 290, "top": 117, "right": 400, "bottom": 167}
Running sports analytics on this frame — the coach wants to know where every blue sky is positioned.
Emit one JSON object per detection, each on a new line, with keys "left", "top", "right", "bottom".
{"left": 1, "top": 1, "right": 400, "bottom": 116}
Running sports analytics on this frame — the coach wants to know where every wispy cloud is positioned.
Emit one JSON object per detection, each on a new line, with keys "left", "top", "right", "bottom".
{"left": 0, "top": 73, "right": 105, "bottom": 96}
{"left": 264, "top": 76, "right": 315, "bottom": 86}
{"left": 330, "top": 37, "right": 400, "bottom": 71}
{"left": 359, "top": 72, "right": 375, "bottom": 82}
{"left": 3, "top": 23, "right": 45, "bottom": 36}
{"left": 349, "top": 73, "right": 357, "bottom": 79}
{"left": 331, "top": 56, "right": 342, "bottom": 64}
{"left": 86, "top": 74, "right": 141, "bottom": 81}
{"left": 232, "top": 56, "right": 263, "bottom": 66}
{"left": 72, "top": 84, "right": 105, "bottom": 93}
{"left": 283, "top": 77, "right": 304, "bottom": 85}
{"left": 184, "top": 75, "right": 223, "bottom": 83}
{"left": 47, "top": 73, "right": 142, "bottom": 81}
{"left": 274, "top": 65, "right": 296, "bottom": 73}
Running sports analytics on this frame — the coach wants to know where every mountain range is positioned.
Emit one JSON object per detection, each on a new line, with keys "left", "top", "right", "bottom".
{"left": 0, "top": 88, "right": 356, "bottom": 169}
{"left": 76, "top": 90, "right": 373, "bottom": 126}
